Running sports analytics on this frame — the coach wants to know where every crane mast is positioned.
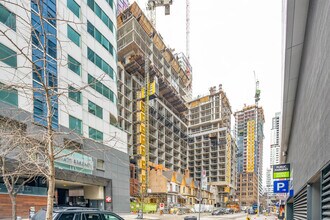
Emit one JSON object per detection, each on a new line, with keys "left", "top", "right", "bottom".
{"left": 186, "top": 0, "right": 190, "bottom": 60}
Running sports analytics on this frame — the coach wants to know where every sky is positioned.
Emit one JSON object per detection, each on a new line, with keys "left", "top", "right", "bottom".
{"left": 133, "top": 0, "right": 283, "bottom": 187}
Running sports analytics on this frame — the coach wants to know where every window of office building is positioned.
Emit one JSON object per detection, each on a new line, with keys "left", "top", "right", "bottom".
{"left": 87, "top": 0, "right": 113, "bottom": 33}
{"left": 96, "top": 159, "right": 105, "bottom": 170}
{"left": 68, "top": 55, "right": 81, "bottom": 76}
{"left": 0, "top": 42, "right": 17, "bottom": 68}
{"left": 87, "top": 21, "right": 114, "bottom": 57}
{"left": 89, "top": 127, "right": 103, "bottom": 141}
{"left": 0, "top": 3, "right": 16, "bottom": 31}
{"left": 69, "top": 115, "right": 82, "bottom": 134}
{"left": 87, "top": 48, "right": 114, "bottom": 79}
{"left": 67, "top": 25, "right": 81, "bottom": 47}
{"left": 67, "top": 0, "right": 80, "bottom": 18}
{"left": 68, "top": 86, "right": 82, "bottom": 104}
{"left": 88, "top": 100, "right": 103, "bottom": 119}
{"left": 0, "top": 82, "right": 18, "bottom": 106}
{"left": 87, "top": 74, "right": 115, "bottom": 103}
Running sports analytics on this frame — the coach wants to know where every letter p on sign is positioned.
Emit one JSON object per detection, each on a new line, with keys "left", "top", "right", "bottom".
{"left": 273, "top": 180, "right": 289, "bottom": 193}
{"left": 277, "top": 182, "right": 285, "bottom": 191}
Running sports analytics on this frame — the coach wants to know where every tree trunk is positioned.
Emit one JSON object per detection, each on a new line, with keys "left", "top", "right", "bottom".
{"left": 9, "top": 193, "right": 17, "bottom": 220}
{"left": 45, "top": 162, "right": 55, "bottom": 220}
{"left": 45, "top": 75, "right": 56, "bottom": 220}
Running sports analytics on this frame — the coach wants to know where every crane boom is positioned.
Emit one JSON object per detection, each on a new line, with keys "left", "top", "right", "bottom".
{"left": 147, "top": 0, "right": 173, "bottom": 28}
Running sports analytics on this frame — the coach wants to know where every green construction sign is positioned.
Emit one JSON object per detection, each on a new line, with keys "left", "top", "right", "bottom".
{"left": 273, "top": 164, "right": 290, "bottom": 179}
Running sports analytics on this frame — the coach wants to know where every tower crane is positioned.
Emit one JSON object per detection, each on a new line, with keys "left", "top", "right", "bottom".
{"left": 186, "top": 0, "right": 190, "bottom": 60}
{"left": 146, "top": 0, "right": 173, "bottom": 28}
{"left": 146, "top": 0, "right": 191, "bottom": 63}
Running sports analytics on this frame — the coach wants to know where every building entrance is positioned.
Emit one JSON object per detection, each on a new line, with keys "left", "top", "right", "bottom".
{"left": 55, "top": 180, "right": 105, "bottom": 209}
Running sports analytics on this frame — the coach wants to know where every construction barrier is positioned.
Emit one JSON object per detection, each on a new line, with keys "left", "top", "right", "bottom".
{"left": 130, "top": 202, "right": 157, "bottom": 213}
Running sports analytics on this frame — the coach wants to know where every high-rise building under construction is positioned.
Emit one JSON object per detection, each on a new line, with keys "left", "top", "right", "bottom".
{"left": 234, "top": 105, "right": 264, "bottom": 206}
{"left": 116, "top": 2, "right": 192, "bottom": 196}
{"left": 187, "top": 85, "right": 237, "bottom": 206}
{"left": 116, "top": 2, "right": 237, "bottom": 206}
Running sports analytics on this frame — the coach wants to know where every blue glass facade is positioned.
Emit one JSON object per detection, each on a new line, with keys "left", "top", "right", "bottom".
{"left": 31, "top": 0, "right": 58, "bottom": 129}
{"left": 236, "top": 136, "right": 244, "bottom": 173}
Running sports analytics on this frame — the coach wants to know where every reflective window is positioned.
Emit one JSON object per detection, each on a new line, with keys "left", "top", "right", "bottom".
{"left": 0, "top": 82, "right": 18, "bottom": 106}
{"left": 69, "top": 115, "right": 82, "bottom": 134}
{"left": 0, "top": 3, "right": 16, "bottom": 31}
{"left": 67, "top": 0, "right": 80, "bottom": 18}
{"left": 0, "top": 42, "right": 17, "bottom": 68}
{"left": 88, "top": 100, "right": 103, "bottom": 119}
{"left": 89, "top": 127, "right": 103, "bottom": 141}
{"left": 87, "top": 21, "right": 114, "bottom": 57}
{"left": 87, "top": 48, "right": 114, "bottom": 79}
{"left": 88, "top": 74, "right": 115, "bottom": 103}
{"left": 87, "top": 0, "right": 113, "bottom": 33}
{"left": 68, "top": 25, "right": 81, "bottom": 47}
{"left": 68, "top": 86, "right": 82, "bottom": 104}
{"left": 68, "top": 55, "right": 81, "bottom": 75}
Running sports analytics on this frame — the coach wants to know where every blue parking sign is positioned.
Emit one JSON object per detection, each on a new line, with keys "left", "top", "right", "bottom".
{"left": 273, "top": 180, "right": 289, "bottom": 193}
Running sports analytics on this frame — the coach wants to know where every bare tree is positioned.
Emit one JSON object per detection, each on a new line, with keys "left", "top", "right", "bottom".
{"left": 0, "top": 116, "right": 41, "bottom": 220}
{"left": 0, "top": 0, "right": 124, "bottom": 219}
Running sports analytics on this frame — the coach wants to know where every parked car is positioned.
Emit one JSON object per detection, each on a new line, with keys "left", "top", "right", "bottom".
{"left": 225, "top": 208, "right": 234, "bottom": 214}
{"left": 32, "top": 207, "right": 124, "bottom": 220}
{"left": 211, "top": 208, "right": 225, "bottom": 215}
{"left": 247, "top": 207, "right": 256, "bottom": 215}
{"left": 177, "top": 207, "right": 191, "bottom": 215}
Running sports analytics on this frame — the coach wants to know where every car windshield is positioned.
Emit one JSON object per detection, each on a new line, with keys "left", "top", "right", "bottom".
{"left": 32, "top": 209, "right": 57, "bottom": 220}
{"left": 103, "top": 213, "right": 122, "bottom": 220}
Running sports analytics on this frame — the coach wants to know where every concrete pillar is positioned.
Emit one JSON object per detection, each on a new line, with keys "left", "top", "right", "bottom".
{"left": 311, "top": 179, "right": 321, "bottom": 220}
{"left": 306, "top": 182, "right": 321, "bottom": 220}
{"left": 307, "top": 184, "right": 312, "bottom": 220}
{"left": 286, "top": 202, "right": 293, "bottom": 220}
{"left": 104, "top": 181, "right": 113, "bottom": 211}
{"left": 306, "top": 183, "right": 321, "bottom": 220}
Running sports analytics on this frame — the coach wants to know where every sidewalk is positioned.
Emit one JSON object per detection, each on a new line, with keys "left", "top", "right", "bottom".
{"left": 118, "top": 213, "right": 277, "bottom": 220}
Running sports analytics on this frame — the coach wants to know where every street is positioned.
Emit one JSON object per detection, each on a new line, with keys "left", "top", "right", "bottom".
{"left": 119, "top": 213, "right": 277, "bottom": 220}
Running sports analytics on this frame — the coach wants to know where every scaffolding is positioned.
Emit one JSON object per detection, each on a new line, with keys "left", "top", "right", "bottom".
{"left": 117, "top": 2, "right": 192, "bottom": 197}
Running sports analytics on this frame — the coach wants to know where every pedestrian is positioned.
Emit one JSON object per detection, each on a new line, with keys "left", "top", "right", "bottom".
{"left": 137, "top": 209, "right": 143, "bottom": 219}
